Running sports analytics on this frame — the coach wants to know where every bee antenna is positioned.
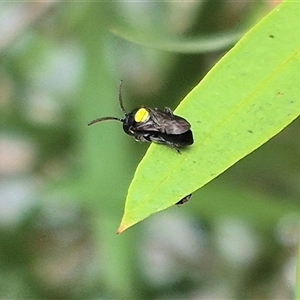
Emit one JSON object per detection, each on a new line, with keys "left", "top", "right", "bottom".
{"left": 118, "top": 80, "right": 127, "bottom": 115}
{"left": 88, "top": 116, "right": 123, "bottom": 126}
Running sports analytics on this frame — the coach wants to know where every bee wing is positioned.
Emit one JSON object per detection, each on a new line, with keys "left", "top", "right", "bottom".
{"left": 161, "top": 117, "right": 191, "bottom": 135}
{"left": 134, "top": 108, "right": 166, "bottom": 132}
{"left": 150, "top": 108, "right": 191, "bottom": 134}
{"left": 134, "top": 108, "right": 191, "bottom": 134}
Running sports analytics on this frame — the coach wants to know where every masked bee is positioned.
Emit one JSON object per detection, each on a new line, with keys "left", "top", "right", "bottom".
{"left": 88, "top": 81, "right": 193, "bottom": 151}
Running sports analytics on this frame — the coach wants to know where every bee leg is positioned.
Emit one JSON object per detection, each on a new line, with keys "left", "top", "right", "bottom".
{"left": 128, "top": 127, "right": 146, "bottom": 142}
{"left": 164, "top": 107, "right": 174, "bottom": 116}
{"left": 128, "top": 126, "right": 135, "bottom": 134}
{"left": 134, "top": 134, "right": 149, "bottom": 143}
{"left": 174, "top": 147, "right": 181, "bottom": 154}
{"left": 165, "top": 141, "right": 181, "bottom": 154}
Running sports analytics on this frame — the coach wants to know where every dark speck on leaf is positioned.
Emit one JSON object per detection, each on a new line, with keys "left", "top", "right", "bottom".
{"left": 269, "top": 34, "right": 275, "bottom": 38}
{"left": 176, "top": 194, "right": 192, "bottom": 206}
{"left": 248, "top": 130, "right": 253, "bottom": 133}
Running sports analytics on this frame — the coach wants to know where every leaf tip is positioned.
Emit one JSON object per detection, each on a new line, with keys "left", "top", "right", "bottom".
{"left": 117, "top": 220, "right": 133, "bottom": 234}
{"left": 116, "top": 224, "right": 126, "bottom": 234}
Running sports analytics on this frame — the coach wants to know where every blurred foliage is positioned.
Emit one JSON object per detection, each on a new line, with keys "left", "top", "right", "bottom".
{"left": 0, "top": 1, "right": 299, "bottom": 299}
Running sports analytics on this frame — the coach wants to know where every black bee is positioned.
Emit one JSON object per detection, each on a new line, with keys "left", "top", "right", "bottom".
{"left": 88, "top": 81, "right": 193, "bottom": 151}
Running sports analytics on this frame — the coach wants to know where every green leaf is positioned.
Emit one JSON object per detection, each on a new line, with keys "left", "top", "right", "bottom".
{"left": 111, "top": 26, "right": 244, "bottom": 53}
{"left": 110, "top": 2, "right": 265, "bottom": 54}
{"left": 118, "top": 1, "right": 300, "bottom": 233}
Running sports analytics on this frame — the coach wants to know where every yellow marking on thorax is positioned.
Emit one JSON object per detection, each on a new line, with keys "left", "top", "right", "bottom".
{"left": 134, "top": 108, "right": 150, "bottom": 123}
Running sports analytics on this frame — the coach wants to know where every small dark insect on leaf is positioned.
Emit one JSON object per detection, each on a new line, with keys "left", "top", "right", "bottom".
{"left": 88, "top": 81, "right": 194, "bottom": 152}
{"left": 176, "top": 194, "right": 192, "bottom": 206}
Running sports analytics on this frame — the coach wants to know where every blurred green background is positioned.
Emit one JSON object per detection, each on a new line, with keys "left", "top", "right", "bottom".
{"left": 0, "top": 2, "right": 299, "bottom": 299}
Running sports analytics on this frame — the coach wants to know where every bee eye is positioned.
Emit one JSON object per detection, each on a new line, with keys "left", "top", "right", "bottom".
{"left": 134, "top": 108, "right": 150, "bottom": 123}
